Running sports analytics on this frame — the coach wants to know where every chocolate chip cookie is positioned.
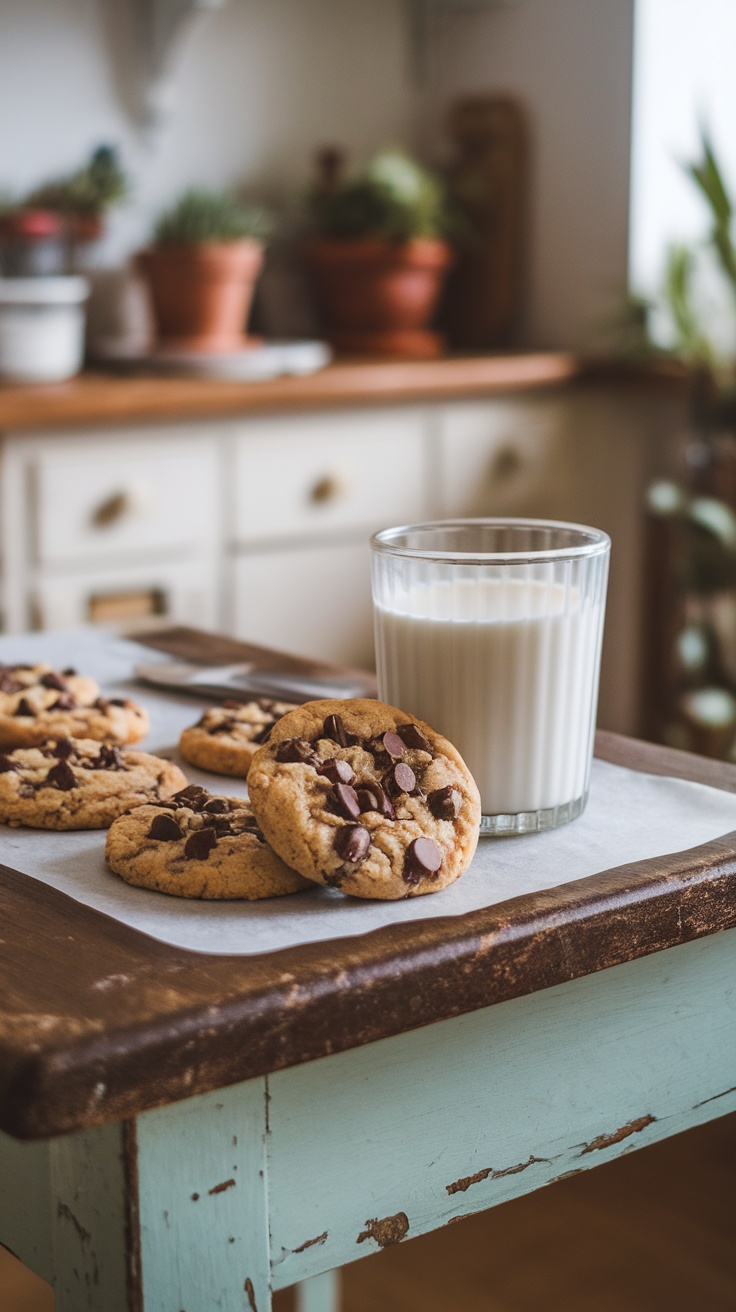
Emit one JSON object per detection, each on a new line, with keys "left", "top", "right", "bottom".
{"left": 247, "top": 700, "right": 481, "bottom": 900}
{"left": 0, "top": 691, "right": 150, "bottom": 751}
{"left": 0, "top": 662, "right": 99, "bottom": 714}
{"left": 178, "top": 698, "right": 298, "bottom": 778}
{"left": 106, "top": 784, "right": 310, "bottom": 900}
{"left": 0, "top": 737, "right": 187, "bottom": 829}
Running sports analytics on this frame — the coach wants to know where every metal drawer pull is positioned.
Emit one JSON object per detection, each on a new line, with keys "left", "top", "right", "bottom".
{"left": 91, "top": 482, "right": 154, "bottom": 528}
{"left": 309, "top": 473, "right": 349, "bottom": 504}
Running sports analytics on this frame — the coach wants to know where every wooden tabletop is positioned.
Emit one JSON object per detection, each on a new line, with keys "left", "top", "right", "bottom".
{"left": 1, "top": 716, "right": 735, "bottom": 1141}
{"left": 0, "top": 354, "right": 685, "bottom": 432}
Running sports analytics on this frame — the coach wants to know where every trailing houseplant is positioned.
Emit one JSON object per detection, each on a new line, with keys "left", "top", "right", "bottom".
{"left": 632, "top": 134, "right": 736, "bottom": 756}
{"left": 304, "top": 150, "right": 455, "bottom": 358}
{"left": 137, "top": 189, "right": 270, "bottom": 352}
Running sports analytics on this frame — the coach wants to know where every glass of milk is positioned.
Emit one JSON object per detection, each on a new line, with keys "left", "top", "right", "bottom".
{"left": 371, "top": 519, "right": 610, "bottom": 835}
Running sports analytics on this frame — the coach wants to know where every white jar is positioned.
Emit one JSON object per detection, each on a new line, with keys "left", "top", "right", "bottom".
{"left": 0, "top": 277, "right": 89, "bottom": 382}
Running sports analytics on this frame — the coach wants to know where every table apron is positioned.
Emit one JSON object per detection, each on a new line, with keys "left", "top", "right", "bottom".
{"left": 1, "top": 929, "right": 735, "bottom": 1309}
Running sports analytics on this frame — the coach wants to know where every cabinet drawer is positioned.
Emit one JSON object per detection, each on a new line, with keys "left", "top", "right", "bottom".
{"left": 32, "top": 557, "right": 218, "bottom": 632}
{"left": 232, "top": 408, "right": 428, "bottom": 544}
{"left": 30, "top": 434, "right": 218, "bottom": 566}
{"left": 436, "top": 399, "right": 568, "bottom": 519}
{"left": 232, "top": 541, "right": 374, "bottom": 668}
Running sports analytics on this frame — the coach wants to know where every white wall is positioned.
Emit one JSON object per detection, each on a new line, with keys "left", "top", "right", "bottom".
{"left": 629, "top": 0, "right": 736, "bottom": 297}
{"left": 425, "top": 0, "right": 635, "bottom": 350}
{"left": 0, "top": 0, "right": 417, "bottom": 266}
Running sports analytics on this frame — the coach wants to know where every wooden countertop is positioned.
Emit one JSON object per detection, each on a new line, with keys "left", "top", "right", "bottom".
{"left": 0, "top": 627, "right": 734, "bottom": 1141}
{"left": 0, "top": 354, "right": 685, "bottom": 432}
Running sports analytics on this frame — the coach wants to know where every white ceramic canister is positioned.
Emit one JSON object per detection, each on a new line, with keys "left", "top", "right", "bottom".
{"left": 0, "top": 277, "right": 89, "bottom": 382}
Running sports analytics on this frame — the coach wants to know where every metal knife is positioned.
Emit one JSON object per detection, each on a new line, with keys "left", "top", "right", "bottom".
{"left": 135, "top": 661, "right": 373, "bottom": 704}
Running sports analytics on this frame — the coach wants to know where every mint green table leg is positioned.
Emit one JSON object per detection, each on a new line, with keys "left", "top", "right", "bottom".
{"left": 295, "top": 1270, "right": 341, "bottom": 1312}
{"left": 45, "top": 1080, "right": 273, "bottom": 1311}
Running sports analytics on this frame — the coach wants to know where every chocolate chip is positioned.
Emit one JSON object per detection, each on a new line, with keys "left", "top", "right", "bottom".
{"left": 62, "top": 667, "right": 77, "bottom": 677}
{"left": 397, "top": 723, "right": 431, "bottom": 753}
{"left": 207, "top": 813, "right": 236, "bottom": 834}
{"left": 317, "top": 758, "right": 356, "bottom": 786}
{"left": 173, "top": 784, "right": 210, "bottom": 809}
{"left": 13, "top": 698, "right": 35, "bottom": 718}
{"left": 333, "top": 824, "right": 371, "bottom": 864}
{"left": 322, "top": 713, "right": 357, "bottom": 747}
{"left": 404, "top": 836, "right": 442, "bottom": 884}
{"left": 383, "top": 731, "right": 406, "bottom": 759}
{"left": 325, "top": 782, "right": 361, "bottom": 820}
{"left": 0, "top": 754, "right": 16, "bottom": 773}
{"left": 51, "top": 693, "right": 76, "bottom": 711}
{"left": 210, "top": 719, "right": 237, "bottom": 736}
{"left": 94, "top": 697, "right": 110, "bottom": 711}
{"left": 428, "top": 785, "right": 462, "bottom": 820}
{"left": 95, "top": 744, "right": 124, "bottom": 770}
{"left": 0, "top": 674, "right": 23, "bottom": 694}
{"left": 51, "top": 738, "right": 74, "bottom": 759}
{"left": 109, "top": 698, "right": 128, "bottom": 708}
{"left": 251, "top": 722, "right": 273, "bottom": 745}
{"left": 148, "top": 813, "right": 182, "bottom": 842}
{"left": 275, "top": 738, "right": 316, "bottom": 764}
{"left": 392, "top": 762, "right": 416, "bottom": 794}
{"left": 356, "top": 784, "right": 381, "bottom": 813}
{"left": 184, "top": 827, "right": 218, "bottom": 860}
{"left": 39, "top": 672, "right": 67, "bottom": 692}
{"left": 44, "top": 759, "right": 76, "bottom": 791}
{"left": 203, "top": 797, "right": 231, "bottom": 814}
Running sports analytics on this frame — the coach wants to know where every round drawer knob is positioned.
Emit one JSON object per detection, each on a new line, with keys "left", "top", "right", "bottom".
{"left": 310, "top": 473, "right": 348, "bottom": 505}
{"left": 91, "top": 482, "right": 153, "bottom": 528}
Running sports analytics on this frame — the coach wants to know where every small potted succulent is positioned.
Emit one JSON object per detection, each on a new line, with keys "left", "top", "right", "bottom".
{"left": 304, "top": 151, "right": 454, "bottom": 358}
{"left": 137, "top": 189, "right": 270, "bottom": 352}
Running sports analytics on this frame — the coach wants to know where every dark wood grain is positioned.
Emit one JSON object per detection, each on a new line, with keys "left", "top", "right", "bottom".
{"left": 0, "top": 355, "right": 687, "bottom": 432}
{"left": 1, "top": 725, "right": 736, "bottom": 1140}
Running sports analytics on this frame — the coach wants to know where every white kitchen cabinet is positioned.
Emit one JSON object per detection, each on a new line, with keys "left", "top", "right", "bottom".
{"left": 232, "top": 539, "right": 374, "bottom": 668}
{"left": 231, "top": 407, "right": 429, "bottom": 545}
{"left": 0, "top": 425, "right": 221, "bottom": 633}
{"left": 0, "top": 387, "right": 670, "bottom": 736}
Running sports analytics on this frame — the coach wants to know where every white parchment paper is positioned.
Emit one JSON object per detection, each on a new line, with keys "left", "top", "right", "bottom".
{"left": 1, "top": 627, "right": 736, "bottom": 958}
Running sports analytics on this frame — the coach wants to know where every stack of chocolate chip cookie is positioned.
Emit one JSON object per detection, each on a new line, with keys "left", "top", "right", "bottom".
{"left": 246, "top": 698, "right": 481, "bottom": 899}
{"left": 107, "top": 698, "right": 481, "bottom": 904}
{"left": 0, "top": 654, "right": 482, "bottom": 905}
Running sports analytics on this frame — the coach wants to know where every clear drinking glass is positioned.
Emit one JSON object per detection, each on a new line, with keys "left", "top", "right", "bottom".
{"left": 371, "top": 519, "right": 610, "bottom": 835}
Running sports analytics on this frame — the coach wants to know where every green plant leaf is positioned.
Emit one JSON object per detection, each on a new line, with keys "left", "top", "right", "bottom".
{"left": 154, "top": 189, "right": 271, "bottom": 244}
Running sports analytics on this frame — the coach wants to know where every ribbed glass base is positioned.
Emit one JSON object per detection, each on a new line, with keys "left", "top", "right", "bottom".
{"left": 479, "top": 788, "right": 589, "bottom": 836}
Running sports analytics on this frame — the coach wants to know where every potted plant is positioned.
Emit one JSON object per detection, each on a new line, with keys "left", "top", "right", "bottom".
{"left": 137, "top": 189, "right": 270, "bottom": 352}
{"left": 304, "top": 151, "right": 454, "bottom": 358}
{"left": 26, "top": 145, "right": 129, "bottom": 247}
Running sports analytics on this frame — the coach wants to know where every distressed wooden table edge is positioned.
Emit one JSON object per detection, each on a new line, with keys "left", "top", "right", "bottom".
{"left": 2, "top": 725, "right": 736, "bottom": 1140}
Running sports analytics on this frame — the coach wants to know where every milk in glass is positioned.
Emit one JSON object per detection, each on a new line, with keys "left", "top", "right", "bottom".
{"left": 375, "top": 576, "right": 603, "bottom": 816}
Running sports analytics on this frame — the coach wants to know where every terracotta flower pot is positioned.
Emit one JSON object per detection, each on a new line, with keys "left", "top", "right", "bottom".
{"left": 304, "top": 237, "right": 453, "bottom": 358}
{"left": 137, "top": 240, "right": 264, "bottom": 352}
